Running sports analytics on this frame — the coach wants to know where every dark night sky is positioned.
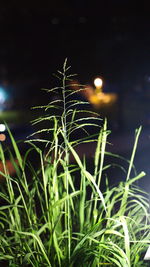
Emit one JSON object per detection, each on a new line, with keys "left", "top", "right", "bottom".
{"left": 0, "top": 2, "right": 150, "bottom": 106}
{"left": 1, "top": 2, "right": 150, "bottom": 193}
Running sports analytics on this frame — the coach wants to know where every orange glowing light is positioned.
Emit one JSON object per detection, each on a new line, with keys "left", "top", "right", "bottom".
{"left": 0, "top": 134, "right": 6, "bottom": 141}
{"left": 89, "top": 92, "right": 118, "bottom": 107}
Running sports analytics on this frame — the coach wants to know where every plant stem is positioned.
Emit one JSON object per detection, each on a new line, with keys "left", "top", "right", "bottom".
{"left": 119, "top": 126, "right": 142, "bottom": 216}
{"left": 62, "top": 60, "right": 71, "bottom": 261}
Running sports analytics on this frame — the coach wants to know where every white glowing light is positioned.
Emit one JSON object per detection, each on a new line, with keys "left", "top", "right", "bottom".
{"left": 0, "top": 124, "right": 6, "bottom": 132}
{"left": 94, "top": 77, "right": 103, "bottom": 88}
{"left": 0, "top": 91, "right": 5, "bottom": 103}
{"left": 0, "top": 87, "right": 7, "bottom": 104}
{"left": 144, "top": 246, "right": 150, "bottom": 260}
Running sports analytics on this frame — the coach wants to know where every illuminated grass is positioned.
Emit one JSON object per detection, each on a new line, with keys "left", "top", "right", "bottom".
{"left": 0, "top": 60, "right": 150, "bottom": 266}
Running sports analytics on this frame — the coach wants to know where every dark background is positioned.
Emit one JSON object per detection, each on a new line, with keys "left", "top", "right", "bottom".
{"left": 0, "top": 2, "right": 150, "bottom": 191}
{"left": 1, "top": 2, "right": 150, "bottom": 108}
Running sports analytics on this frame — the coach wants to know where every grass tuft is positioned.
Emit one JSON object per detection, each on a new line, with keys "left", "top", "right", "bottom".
{"left": 0, "top": 59, "right": 150, "bottom": 266}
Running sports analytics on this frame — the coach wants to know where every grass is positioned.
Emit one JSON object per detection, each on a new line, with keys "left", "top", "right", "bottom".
{"left": 0, "top": 59, "right": 150, "bottom": 266}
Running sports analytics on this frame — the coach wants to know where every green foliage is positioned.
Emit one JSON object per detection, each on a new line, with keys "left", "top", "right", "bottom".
{"left": 0, "top": 59, "right": 150, "bottom": 266}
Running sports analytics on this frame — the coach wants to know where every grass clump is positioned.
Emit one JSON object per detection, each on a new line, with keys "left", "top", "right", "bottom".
{"left": 0, "top": 59, "right": 150, "bottom": 266}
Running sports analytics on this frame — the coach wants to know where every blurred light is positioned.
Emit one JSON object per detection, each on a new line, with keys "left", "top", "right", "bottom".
{"left": 144, "top": 246, "right": 150, "bottom": 260}
{"left": 94, "top": 77, "right": 103, "bottom": 89}
{"left": 89, "top": 92, "right": 117, "bottom": 107}
{"left": 0, "top": 124, "right": 6, "bottom": 132}
{"left": 0, "top": 134, "right": 6, "bottom": 142}
{"left": 0, "top": 87, "right": 6, "bottom": 104}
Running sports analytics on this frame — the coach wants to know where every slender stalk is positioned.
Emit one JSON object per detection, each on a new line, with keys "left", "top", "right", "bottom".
{"left": 126, "top": 126, "right": 142, "bottom": 182}
{"left": 62, "top": 59, "right": 71, "bottom": 261}
{"left": 40, "top": 151, "right": 49, "bottom": 222}
{"left": 93, "top": 119, "right": 107, "bottom": 222}
{"left": 87, "top": 119, "right": 107, "bottom": 224}
{"left": 119, "top": 126, "right": 142, "bottom": 216}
